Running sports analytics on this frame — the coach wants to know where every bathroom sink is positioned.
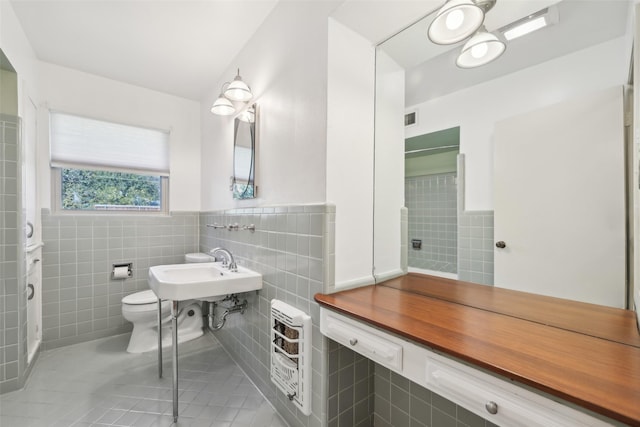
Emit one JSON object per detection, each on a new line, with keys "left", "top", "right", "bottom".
{"left": 148, "top": 262, "right": 262, "bottom": 301}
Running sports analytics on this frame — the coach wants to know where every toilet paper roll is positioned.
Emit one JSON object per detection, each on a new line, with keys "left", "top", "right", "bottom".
{"left": 113, "top": 266, "right": 130, "bottom": 279}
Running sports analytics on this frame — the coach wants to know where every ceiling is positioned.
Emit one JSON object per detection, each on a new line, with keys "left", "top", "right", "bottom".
{"left": 9, "top": 0, "right": 459, "bottom": 103}
{"left": 377, "top": 0, "right": 632, "bottom": 106}
{"left": 9, "top": 0, "right": 633, "bottom": 105}
{"left": 329, "top": 0, "right": 442, "bottom": 45}
{"left": 9, "top": 0, "right": 278, "bottom": 101}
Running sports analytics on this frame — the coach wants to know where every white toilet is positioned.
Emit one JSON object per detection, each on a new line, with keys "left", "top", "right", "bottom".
{"left": 121, "top": 253, "right": 214, "bottom": 353}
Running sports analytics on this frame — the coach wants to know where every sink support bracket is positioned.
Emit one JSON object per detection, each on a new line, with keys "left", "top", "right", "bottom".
{"left": 157, "top": 298, "right": 163, "bottom": 378}
{"left": 171, "top": 300, "right": 179, "bottom": 423}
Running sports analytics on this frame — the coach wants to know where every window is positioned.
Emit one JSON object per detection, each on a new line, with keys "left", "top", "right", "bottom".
{"left": 50, "top": 112, "right": 169, "bottom": 213}
{"left": 59, "top": 169, "right": 164, "bottom": 211}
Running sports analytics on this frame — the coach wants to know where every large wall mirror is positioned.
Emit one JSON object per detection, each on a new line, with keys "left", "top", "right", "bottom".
{"left": 232, "top": 104, "right": 257, "bottom": 199}
{"left": 373, "top": 0, "right": 636, "bottom": 319}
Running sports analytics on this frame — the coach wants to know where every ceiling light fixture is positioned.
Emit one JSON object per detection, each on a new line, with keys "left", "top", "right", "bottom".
{"left": 501, "top": 7, "right": 556, "bottom": 41}
{"left": 428, "top": 0, "right": 496, "bottom": 45}
{"left": 504, "top": 16, "right": 547, "bottom": 40}
{"left": 456, "top": 26, "right": 506, "bottom": 68}
{"left": 211, "top": 68, "right": 253, "bottom": 116}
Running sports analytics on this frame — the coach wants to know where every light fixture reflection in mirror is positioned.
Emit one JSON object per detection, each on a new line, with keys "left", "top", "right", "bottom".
{"left": 428, "top": 0, "right": 487, "bottom": 45}
{"left": 232, "top": 104, "right": 257, "bottom": 200}
{"left": 456, "top": 26, "right": 506, "bottom": 68}
{"left": 426, "top": 0, "right": 505, "bottom": 68}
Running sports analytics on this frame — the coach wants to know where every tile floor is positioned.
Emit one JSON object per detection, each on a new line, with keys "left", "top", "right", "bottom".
{"left": 0, "top": 333, "right": 287, "bottom": 427}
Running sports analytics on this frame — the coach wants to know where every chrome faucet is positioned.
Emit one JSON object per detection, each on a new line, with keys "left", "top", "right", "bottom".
{"left": 210, "top": 247, "right": 237, "bottom": 272}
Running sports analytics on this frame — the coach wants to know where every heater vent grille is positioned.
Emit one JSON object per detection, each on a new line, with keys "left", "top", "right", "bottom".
{"left": 270, "top": 299, "right": 311, "bottom": 416}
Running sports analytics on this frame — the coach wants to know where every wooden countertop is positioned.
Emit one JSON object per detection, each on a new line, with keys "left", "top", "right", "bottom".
{"left": 314, "top": 274, "right": 640, "bottom": 426}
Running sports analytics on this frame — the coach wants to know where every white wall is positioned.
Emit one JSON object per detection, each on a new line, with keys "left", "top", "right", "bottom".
{"left": 406, "top": 36, "right": 629, "bottom": 211}
{"left": 200, "top": 1, "right": 340, "bottom": 210}
{"left": 0, "top": 1, "right": 39, "bottom": 118}
{"left": 326, "top": 18, "right": 375, "bottom": 289}
{"left": 373, "top": 51, "right": 405, "bottom": 280}
{"left": 37, "top": 62, "right": 202, "bottom": 212}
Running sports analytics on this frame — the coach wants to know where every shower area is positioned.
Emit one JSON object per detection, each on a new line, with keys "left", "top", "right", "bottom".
{"left": 404, "top": 126, "right": 459, "bottom": 277}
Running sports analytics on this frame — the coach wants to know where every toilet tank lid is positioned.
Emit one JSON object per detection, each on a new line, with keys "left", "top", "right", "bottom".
{"left": 122, "top": 290, "right": 159, "bottom": 305}
{"left": 185, "top": 252, "right": 214, "bottom": 262}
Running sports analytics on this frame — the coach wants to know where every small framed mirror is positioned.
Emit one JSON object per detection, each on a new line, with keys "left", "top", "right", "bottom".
{"left": 231, "top": 104, "right": 257, "bottom": 199}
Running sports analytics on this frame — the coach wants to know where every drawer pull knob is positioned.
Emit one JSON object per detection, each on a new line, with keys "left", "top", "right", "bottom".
{"left": 485, "top": 401, "right": 498, "bottom": 415}
{"left": 349, "top": 338, "right": 358, "bottom": 346}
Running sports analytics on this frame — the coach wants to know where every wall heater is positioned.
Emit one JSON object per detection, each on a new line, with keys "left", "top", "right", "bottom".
{"left": 270, "top": 299, "right": 312, "bottom": 415}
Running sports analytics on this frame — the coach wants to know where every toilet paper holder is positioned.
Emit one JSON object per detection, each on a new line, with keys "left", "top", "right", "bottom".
{"left": 112, "top": 263, "right": 133, "bottom": 280}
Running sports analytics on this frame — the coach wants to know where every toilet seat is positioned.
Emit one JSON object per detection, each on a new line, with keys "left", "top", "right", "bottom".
{"left": 122, "top": 290, "right": 170, "bottom": 313}
{"left": 122, "top": 289, "right": 160, "bottom": 305}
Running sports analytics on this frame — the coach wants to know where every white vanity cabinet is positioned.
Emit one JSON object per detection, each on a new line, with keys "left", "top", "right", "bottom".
{"left": 322, "top": 310, "right": 403, "bottom": 371}
{"left": 320, "top": 308, "right": 613, "bottom": 427}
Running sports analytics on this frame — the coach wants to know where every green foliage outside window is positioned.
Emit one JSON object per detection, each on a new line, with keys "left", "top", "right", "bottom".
{"left": 61, "top": 168, "right": 161, "bottom": 211}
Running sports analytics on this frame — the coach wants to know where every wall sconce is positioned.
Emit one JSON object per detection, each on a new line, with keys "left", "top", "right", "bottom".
{"left": 211, "top": 89, "right": 235, "bottom": 115}
{"left": 211, "top": 69, "right": 253, "bottom": 116}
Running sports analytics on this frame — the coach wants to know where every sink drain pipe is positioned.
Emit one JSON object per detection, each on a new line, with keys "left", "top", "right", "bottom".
{"left": 206, "top": 295, "right": 248, "bottom": 331}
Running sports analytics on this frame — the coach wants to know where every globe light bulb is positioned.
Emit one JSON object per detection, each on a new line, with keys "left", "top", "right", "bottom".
{"left": 445, "top": 9, "right": 465, "bottom": 30}
{"left": 471, "top": 42, "right": 489, "bottom": 58}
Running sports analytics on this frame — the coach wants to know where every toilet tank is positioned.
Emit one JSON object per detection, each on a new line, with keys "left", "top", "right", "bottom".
{"left": 184, "top": 253, "right": 215, "bottom": 263}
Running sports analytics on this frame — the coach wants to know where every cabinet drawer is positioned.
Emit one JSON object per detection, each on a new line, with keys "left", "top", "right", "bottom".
{"left": 425, "top": 354, "right": 611, "bottom": 427}
{"left": 321, "top": 309, "right": 403, "bottom": 371}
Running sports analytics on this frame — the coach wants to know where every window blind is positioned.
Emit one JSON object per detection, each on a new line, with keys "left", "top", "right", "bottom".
{"left": 50, "top": 112, "right": 170, "bottom": 176}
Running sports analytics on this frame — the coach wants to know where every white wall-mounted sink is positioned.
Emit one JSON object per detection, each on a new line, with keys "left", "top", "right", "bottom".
{"left": 148, "top": 262, "right": 262, "bottom": 301}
